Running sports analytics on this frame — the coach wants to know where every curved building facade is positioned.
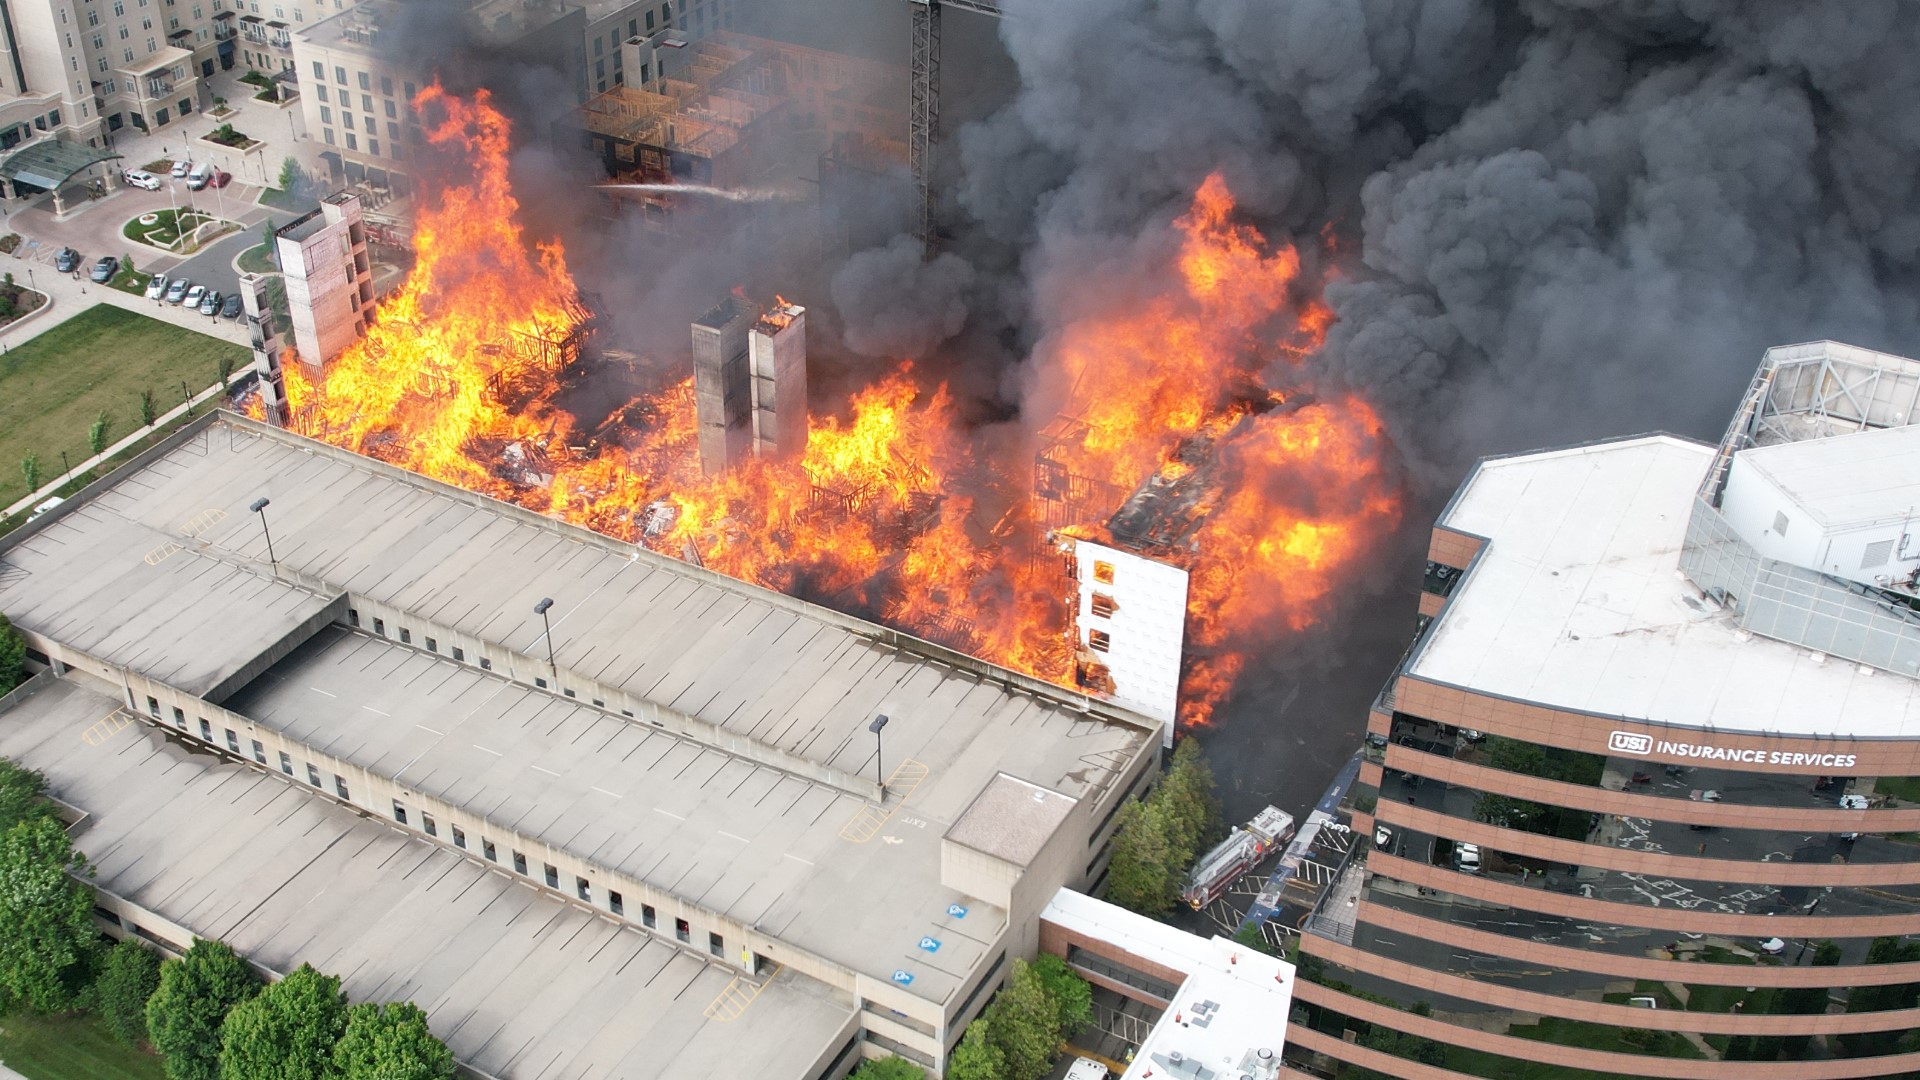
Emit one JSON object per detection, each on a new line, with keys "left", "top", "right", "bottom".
{"left": 1285, "top": 342, "right": 1920, "bottom": 1078}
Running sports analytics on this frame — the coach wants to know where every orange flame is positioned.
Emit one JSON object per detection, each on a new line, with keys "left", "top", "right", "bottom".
{"left": 279, "top": 89, "right": 1398, "bottom": 732}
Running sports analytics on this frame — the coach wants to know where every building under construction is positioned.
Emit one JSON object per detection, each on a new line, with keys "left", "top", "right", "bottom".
{"left": 576, "top": 30, "right": 906, "bottom": 225}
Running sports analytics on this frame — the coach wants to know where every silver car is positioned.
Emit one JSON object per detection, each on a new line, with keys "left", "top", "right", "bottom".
{"left": 199, "top": 289, "right": 222, "bottom": 316}
{"left": 145, "top": 274, "right": 169, "bottom": 300}
{"left": 166, "top": 278, "right": 191, "bottom": 304}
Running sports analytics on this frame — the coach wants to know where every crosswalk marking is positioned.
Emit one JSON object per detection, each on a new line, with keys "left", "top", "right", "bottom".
{"left": 838, "top": 758, "right": 930, "bottom": 843}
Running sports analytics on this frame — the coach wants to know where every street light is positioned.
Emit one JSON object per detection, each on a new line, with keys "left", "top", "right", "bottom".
{"left": 249, "top": 496, "right": 277, "bottom": 572}
{"left": 869, "top": 714, "right": 889, "bottom": 797}
{"left": 533, "top": 597, "right": 557, "bottom": 680}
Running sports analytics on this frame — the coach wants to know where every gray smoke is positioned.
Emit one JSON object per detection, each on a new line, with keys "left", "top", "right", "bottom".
{"left": 954, "top": 0, "right": 1920, "bottom": 484}
{"left": 831, "top": 236, "right": 978, "bottom": 359}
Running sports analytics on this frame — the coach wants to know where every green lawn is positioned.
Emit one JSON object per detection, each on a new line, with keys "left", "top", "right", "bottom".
{"left": 0, "top": 1011, "right": 166, "bottom": 1080}
{"left": 1874, "top": 776, "right": 1920, "bottom": 805}
{"left": 236, "top": 243, "right": 279, "bottom": 274}
{"left": 0, "top": 304, "right": 246, "bottom": 509}
{"left": 124, "top": 209, "right": 218, "bottom": 249}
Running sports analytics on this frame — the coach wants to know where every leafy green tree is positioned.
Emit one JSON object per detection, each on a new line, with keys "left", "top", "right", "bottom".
{"left": 1157, "top": 738, "right": 1222, "bottom": 857}
{"left": 334, "top": 1001, "right": 455, "bottom": 1080}
{"left": 276, "top": 157, "right": 300, "bottom": 194}
{"left": 147, "top": 939, "right": 261, "bottom": 1080}
{"left": 20, "top": 453, "right": 41, "bottom": 495}
{"left": 984, "top": 959, "right": 1062, "bottom": 1080}
{"left": 97, "top": 938, "right": 164, "bottom": 1046}
{"left": 0, "top": 815, "right": 98, "bottom": 1012}
{"left": 140, "top": 388, "right": 158, "bottom": 428}
{"left": 90, "top": 410, "right": 113, "bottom": 459}
{"left": 1030, "top": 954, "right": 1092, "bottom": 1040}
{"left": 1104, "top": 799, "right": 1179, "bottom": 915}
{"left": 848, "top": 1057, "right": 925, "bottom": 1080}
{"left": 0, "top": 613, "right": 27, "bottom": 695}
{"left": 0, "top": 757, "right": 53, "bottom": 830}
{"left": 946, "top": 1021, "right": 1006, "bottom": 1080}
{"left": 218, "top": 963, "right": 347, "bottom": 1080}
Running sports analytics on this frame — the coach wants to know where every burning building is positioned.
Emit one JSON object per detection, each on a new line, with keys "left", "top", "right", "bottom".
{"left": 275, "top": 192, "right": 374, "bottom": 367}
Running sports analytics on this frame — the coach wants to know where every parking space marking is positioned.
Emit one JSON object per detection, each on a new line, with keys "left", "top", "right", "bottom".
{"left": 81, "top": 709, "right": 136, "bottom": 747}
{"left": 838, "top": 758, "right": 930, "bottom": 844}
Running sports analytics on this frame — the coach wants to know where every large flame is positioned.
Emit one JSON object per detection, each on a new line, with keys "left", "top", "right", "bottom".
{"left": 282, "top": 89, "right": 1400, "bottom": 730}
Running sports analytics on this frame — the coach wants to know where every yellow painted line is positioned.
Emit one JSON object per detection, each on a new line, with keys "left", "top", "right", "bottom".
{"left": 838, "top": 758, "right": 930, "bottom": 844}
{"left": 144, "top": 541, "right": 184, "bottom": 566}
{"left": 703, "top": 962, "right": 781, "bottom": 1022}
{"left": 179, "top": 508, "right": 229, "bottom": 538}
{"left": 81, "top": 709, "right": 135, "bottom": 746}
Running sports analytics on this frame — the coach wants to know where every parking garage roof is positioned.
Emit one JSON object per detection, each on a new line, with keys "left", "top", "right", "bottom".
{"left": 1, "top": 679, "right": 854, "bottom": 1080}
{"left": 1411, "top": 434, "right": 1920, "bottom": 738}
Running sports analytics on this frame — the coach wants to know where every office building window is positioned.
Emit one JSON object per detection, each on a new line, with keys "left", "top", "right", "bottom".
{"left": 312, "top": 60, "right": 323, "bottom": 79}
{"left": 708, "top": 932, "right": 724, "bottom": 957}
{"left": 392, "top": 800, "right": 407, "bottom": 825}
{"left": 642, "top": 904, "right": 656, "bottom": 928}
{"left": 609, "top": 890, "right": 623, "bottom": 916}
{"left": 483, "top": 839, "right": 497, "bottom": 862}
{"left": 451, "top": 825, "right": 466, "bottom": 849}
{"left": 479, "top": 658, "right": 491, "bottom": 670}
{"left": 421, "top": 813, "right": 436, "bottom": 837}
{"left": 225, "top": 728, "right": 240, "bottom": 753}
{"left": 426, "top": 637, "right": 437, "bottom": 653}
{"left": 334, "top": 775, "right": 349, "bottom": 800}
{"left": 322, "top": 127, "right": 334, "bottom": 145}
{"left": 251, "top": 739, "right": 265, "bottom": 764}
{"left": 543, "top": 863, "right": 559, "bottom": 888}
{"left": 576, "top": 876, "right": 590, "bottom": 901}
{"left": 306, "top": 764, "right": 322, "bottom": 788}
{"left": 380, "top": 74, "right": 391, "bottom": 95}
{"left": 535, "top": 677, "right": 548, "bottom": 688}
{"left": 592, "top": 698, "right": 604, "bottom": 707}
{"left": 675, "top": 918, "right": 690, "bottom": 943}
{"left": 347, "top": 608, "right": 359, "bottom": 626}
{"left": 319, "top": 105, "right": 331, "bottom": 124}
{"left": 147, "top": 696, "right": 161, "bottom": 718}
{"left": 1088, "top": 629, "right": 1112, "bottom": 653}
{"left": 399, "top": 627, "right": 411, "bottom": 644}
{"left": 512, "top": 851, "right": 527, "bottom": 875}
{"left": 199, "top": 718, "right": 213, "bottom": 741}
{"left": 334, "top": 65, "right": 345, "bottom": 82}
{"left": 279, "top": 751, "right": 293, "bottom": 775}
{"left": 171, "top": 705, "right": 185, "bottom": 725}
{"left": 371, "top": 615, "right": 382, "bottom": 635}
{"left": 357, "top": 70, "right": 369, "bottom": 90}
{"left": 452, "top": 646, "right": 465, "bottom": 661}
{"left": 563, "top": 688, "right": 575, "bottom": 698}
{"left": 367, "top": 138, "right": 378, "bottom": 157}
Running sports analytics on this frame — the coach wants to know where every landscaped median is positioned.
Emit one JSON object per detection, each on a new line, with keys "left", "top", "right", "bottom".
{"left": 123, "top": 209, "right": 236, "bottom": 254}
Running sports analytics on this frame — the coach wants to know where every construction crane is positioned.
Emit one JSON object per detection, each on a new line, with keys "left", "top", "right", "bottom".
{"left": 907, "top": 0, "right": 1002, "bottom": 255}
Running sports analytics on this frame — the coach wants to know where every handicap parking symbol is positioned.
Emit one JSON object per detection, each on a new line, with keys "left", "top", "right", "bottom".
{"left": 918, "top": 937, "right": 942, "bottom": 953}
{"left": 947, "top": 904, "right": 969, "bottom": 919}
{"left": 891, "top": 969, "right": 915, "bottom": 986}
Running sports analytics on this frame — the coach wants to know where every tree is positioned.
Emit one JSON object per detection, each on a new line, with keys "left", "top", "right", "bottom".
{"left": 0, "top": 613, "right": 26, "bottom": 695}
{"left": 0, "top": 757, "right": 53, "bottom": 830}
{"left": 97, "top": 939, "right": 164, "bottom": 1046}
{"left": 981, "top": 959, "right": 1062, "bottom": 1080}
{"left": 1157, "top": 738, "right": 1222, "bottom": 858}
{"left": 140, "top": 388, "right": 158, "bottom": 428}
{"left": 147, "top": 938, "right": 261, "bottom": 1080}
{"left": 276, "top": 157, "right": 301, "bottom": 195}
{"left": 1104, "top": 799, "right": 1179, "bottom": 915}
{"left": 262, "top": 220, "right": 279, "bottom": 269}
{"left": 218, "top": 354, "right": 237, "bottom": 391}
{"left": 334, "top": 1001, "right": 455, "bottom": 1080}
{"left": 218, "top": 963, "right": 347, "bottom": 1080}
{"left": 20, "top": 452, "right": 40, "bottom": 495}
{"left": 90, "top": 410, "right": 113, "bottom": 459}
{"left": 946, "top": 1021, "right": 1006, "bottom": 1080}
{"left": 0, "top": 816, "right": 99, "bottom": 1012}
{"left": 848, "top": 1057, "right": 924, "bottom": 1080}
{"left": 1030, "top": 954, "right": 1092, "bottom": 1040}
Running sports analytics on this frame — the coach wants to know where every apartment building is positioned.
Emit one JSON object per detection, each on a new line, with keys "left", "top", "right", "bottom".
{"left": 0, "top": 410, "right": 1163, "bottom": 1078}
{"left": 1286, "top": 341, "right": 1920, "bottom": 1078}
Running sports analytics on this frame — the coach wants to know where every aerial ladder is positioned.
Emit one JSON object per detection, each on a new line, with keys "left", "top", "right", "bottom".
{"left": 906, "top": 0, "right": 1002, "bottom": 256}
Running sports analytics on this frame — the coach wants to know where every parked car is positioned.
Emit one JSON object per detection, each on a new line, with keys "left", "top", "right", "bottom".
{"left": 219, "top": 293, "right": 244, "bottom": 319}
{"left": 1454, "top": 842, "right": 1482, "bottom": 873}
{"left": 186, "top": 163, "right": 213, "bottom": 190}
{"left": 170, "top": 159, "right": 192, "bottom": 178}
{"left": 28, "top": 496, "right": 64, "bottom": 521}
{"left": 210, "top": 169, "right": 233, "bottom": 189}
{"left": 182, "top": 284, "right": 206, "bottom": 309}
{"left": 122, "top": 169, "right": 162, "bottom": 190}
{"left": 145, "top": 274, "right": 169, "bottom": 300}
{"left": 88, "top": 256, "right": 119, "bottom": 283}
{"left": 1374, "top": 823, "right": 1395, "bottom": 852}
{"left": 197, "top": 289, "right": 221, "bottom": 316}
{"left": 166, "top": 278, "right": 191, "bottom": 304}
{"left": 1065, "top": 1059, "right": 1109, "bottom": 1080}
{"left": 54, "top": 247, "right": 81, "bottom": 273}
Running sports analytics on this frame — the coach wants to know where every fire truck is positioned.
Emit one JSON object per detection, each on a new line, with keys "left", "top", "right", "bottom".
{"left": 1182, "top": 805, "right": 1295, "bottom": 910}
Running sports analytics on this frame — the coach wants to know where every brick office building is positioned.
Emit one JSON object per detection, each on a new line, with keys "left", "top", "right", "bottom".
{"left": 1289, "top": 341, "right": 1920, "bottom": 1078}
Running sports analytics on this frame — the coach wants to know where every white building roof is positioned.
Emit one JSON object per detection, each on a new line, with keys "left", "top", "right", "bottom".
{"left": 1736, "top": 423, "right": 1920, "bottom": 530}
{"left": 1409, "top": 435, "right": 1920, "bottom": 739}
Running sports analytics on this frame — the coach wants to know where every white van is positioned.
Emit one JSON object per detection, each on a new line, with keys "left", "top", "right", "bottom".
{"left": 28, "top": 496, "right": 64, "bottom": 520}
{"left": 1065, "top": 1059, "right": 1109, "bottom": 1080}
{"left": 187, "top": 163, "right": 213, "bottom": 190}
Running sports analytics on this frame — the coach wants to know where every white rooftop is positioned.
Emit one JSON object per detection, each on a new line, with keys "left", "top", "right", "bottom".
{"left": 1409, "top": 435, "right": 1920, "bottom": 738}
{"left": 1736, "top": 423, "right": 1920, "bottom": 530}
{"left": 1040, "top": 890, "right": 1293, "bottom": 1080}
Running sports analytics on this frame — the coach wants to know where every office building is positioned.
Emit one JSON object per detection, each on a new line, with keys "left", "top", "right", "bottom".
{"left": 1287, "top": 341, "right": 1920, "bottom": 1078}
{"left": 0, "top": 410, "right": 1161, "bottom": 1078}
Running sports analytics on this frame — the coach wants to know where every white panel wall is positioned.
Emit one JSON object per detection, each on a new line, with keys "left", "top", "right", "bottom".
{"left": 1071, "top": 539, "right": 1186, "bottom": 742}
